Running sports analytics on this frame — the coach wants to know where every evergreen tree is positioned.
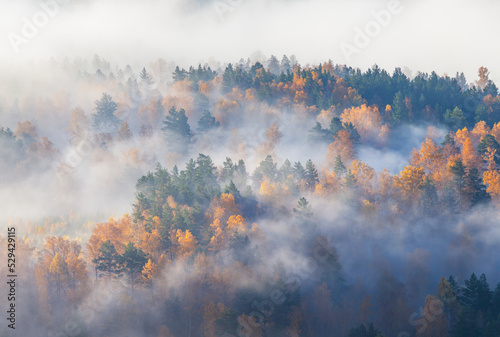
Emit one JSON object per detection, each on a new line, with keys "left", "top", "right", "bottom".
{"left": 450, "top": 159, "right": 466, "bottom": 209}
{"left": 462, "top": 167, "right": 489, "bottom": 207}
{"left": 279, "top": 159, "right": 294, "bottom": 183}
{"left": 224, "top": 180, "right": 241, "bottom": 201}
{"left": 305, "top": 159, "right": 319, "bottom": 190}
{"left": 333, "top": 155, "right": 347, "bottom": 177}
{"left": 329, "top": 117, "right": 344, "bottom": 137}
{"left": 478, "top": 134, "right": 500, "bottom": 166}
{"left": 293, "top": 197, "right": 313, "bottom": 219}
{"left": 267, "top": 55, "right": 280, "bottom": 75}
{"left": 92, "top": 93, "right": 121, "bottom": 133}
{"left": 172, "top": 66, "right": 188, "bottom": 82}
{"left": 234, "top": 159, "right": 248, "bottom": 190}
{"left": 475, "top": 104, "right": 488, "bottom": 124}
{"left": 93, "top": 241, "right": 122, "bottom": 278}
{"left": 139, "top": 67, "right": 154, "bottom": 85}
{"left": 219, "top": 157, "right": 235, "bottom": 183}
{"left": 309, "top": 122, "right": 330, "bottom": 143}
{"left": 348, "top": 323, "right": 384, "bottom": 337}
{"left": 343, "top": 122, "right": 361, "bottom": 143}
{"left": 120, "top": 242, "right": 148, "bottom": 287}
{"left": 280, "top": 55, "right": 291, "bottom": 73}
{"left": 161, "top": 106, "right": 193, "bottom": 152}
{"left": 293, "top": 161, "right": 306, "bottom": 182}
{"left": 253, "top": 155, "right": 278, "bottom": 187}
{"left": 492, "top": 283, "right": 500, "bottom": 319}
{"left": 391, "top": 91, "right": 408, "bottom": 127}
{"left": 461, "top": 273, "right": 493, "bottom": 315}
{"left": 197, "top": 110, "right": 220, "bottom": 132}
{"left": 444, "top": 107, "right": 466, "bottom": 130}
{"left": 451, "top": 308, "right": 481, "bottom": 337}
{"left": 420, "top": 176, "right": 439, "bottom": 215}
{"left": 222, "top": 63, "right": 235, "bottom": 93}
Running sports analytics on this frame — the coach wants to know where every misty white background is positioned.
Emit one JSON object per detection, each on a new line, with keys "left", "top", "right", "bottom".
{"left": 0, "top": 0, "right": 499, "bottom": 83}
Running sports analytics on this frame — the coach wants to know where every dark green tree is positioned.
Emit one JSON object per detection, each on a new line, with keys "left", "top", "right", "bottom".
{"left": 93, "top": 241, "right": 122, "bottom": 279}
{"left": 451, "top": 308, "right": 482, "bottom": 337}
{"left": 252, "top": 155, "right": 278, "bottom": 187}
{"left": 293, "top": 197, "right": 313, "bottom": 219}
{"left": 139, "top": 67, "right": 154, "bottom": 85}
{"left": 348, "top": 323, "right": 384, "bottom": 337}
{"left": 478, "top": 134, "right": 500, "bottom": 166}
{"left": 279, "top": 159, "right": 294, "bottom": 183}
{"left": 333, "top": 155, "right": 347, "bottom": 177}
{"left": 92, "top": 93, "right": 121, "bottom": 133}
{"left": 420, "top": 176, "right": 439, "bottom": 215}
{"left": 197, "top": 110, "right": 220, "bottom": 132}
{"left": 450, "top": 159, "right": 466, "bottom": 209}
{"left": 329, "top": 117, "right": 344, "bottom": 137}
{"left": 462, "top": 168, "right": 489, "bottom": 207}
{"left": 444, "top": 107, "right": 466, "bottom": 130}
{"left": 460, "top": 273, "right": 493, "bottom": 316}
{"left": 172, "top": 66, "right": 188, "bottom": 82}
{"left": 305, "top": 159, "right": 319, "bottom": 190}
{"left": 391, "top": 91, "right": 408, "bottom": 127}
{"left": 161, "top": 106, "right": 193, "bottom": 151}
{"left": 224, "top": 180, "right": 241, "bottom": 201}
{"left": 475, "top": 104, "right": 488, "bottom": 124}
{"left": 120, "top": 242, "right": 148, "bottom": 287}
{"left": 343, "top": 122, "right": 361, "bottom": 143}
{"left": 234, "top": 159, "right": 248, "bottom": 190}
{"left": 293, "top": 161, "right": 306, "bottom": 182}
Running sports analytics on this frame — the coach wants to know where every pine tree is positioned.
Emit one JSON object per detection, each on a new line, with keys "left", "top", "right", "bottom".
{"left": 93, "top": 241, "right": 122, "bottom": 278}
{"left": 120, "top": 242, "right": 148, "bottom": 287}
{"left": 224, "top": 180, "right": 241, "bottom": 201}
{"left": 462, "top": 167, "right": 489, "bottom": 207}
{"left": 329, "top": 117, "right": 343, "bottom": 137}
{"left": 172, "top": 66, "right": 188, "bottom": 82}
{"left": 343, "top": 122, "right": 361, "bottom": 143}
{"left": 92, "top": 93, "right": 121, "bottom": 133}
{"left": 161, "top": 106, "right": 193, "bottom": 151}
{"left": 420, "top": 177, "right": 439, "bottom": 216}
{"left": 267, "top": 55, "right": 280, "bottom": 75}
{"left": 478, "top": 134, "right": 500, "bottom": 166}
{"left": 139, "top": 67, "right": 154, "bottom": 85}
{"left": 253, "top": 155, "right": 277, "bottom": 187}
{"left": 280, "top": 55, "right": 291, "bottom": 73}
{"left": 293, "top": 197, "right": 313, "bottom": 218}
{"left": 333, "top": 155, "right": 347, "bottom": 177}
{"left": 391, "top": 91, "right": 408, "bottom": 127}
{"left": 234, "top": 159, "right": 248, "bottom": 190}
{"left": 305, "top": 159, "right": 319, "bottom": 190}
{"left": 197, "top": 110, "right": 220, "bottom": 132}
{"left": 222, "top": 64, "right": 235, "bottom": 94}
{"left": 293, "top": 161, "right": 306, "bottom": 182}
{"left": 444, "top": 107, "right": 466, "bottom": 130}
{"left": 279, "top": 159, "right": 294, "bottom": 183}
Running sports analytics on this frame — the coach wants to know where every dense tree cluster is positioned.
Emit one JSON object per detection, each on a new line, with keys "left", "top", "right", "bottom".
{"left": 2, "top": 56, "right": 500, "bottom": 336}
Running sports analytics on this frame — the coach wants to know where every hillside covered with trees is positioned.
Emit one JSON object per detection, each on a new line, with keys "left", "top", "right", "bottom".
{"left": 1, "top": 56, "right": 500, "bottom": 337}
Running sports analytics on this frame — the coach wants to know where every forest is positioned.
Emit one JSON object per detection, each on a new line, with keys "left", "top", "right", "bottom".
{"left": 1, "top": 55, "right": 500, "bottom": 337}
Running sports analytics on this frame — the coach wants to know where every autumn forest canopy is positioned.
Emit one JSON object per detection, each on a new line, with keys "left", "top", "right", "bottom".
{"left": 2, "top": 56, "right": 500, "bottom": 337}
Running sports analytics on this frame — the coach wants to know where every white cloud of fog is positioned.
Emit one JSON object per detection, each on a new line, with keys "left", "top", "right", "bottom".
{"left": 0, "top": 0, "right": 499, "bottom": 83}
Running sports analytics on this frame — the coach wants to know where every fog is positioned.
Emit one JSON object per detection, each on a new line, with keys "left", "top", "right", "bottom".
{"left": 1, "top": 1, "right": 500, "bottom": 337}
{"left": 1, "top": 0, "right": 500, "bottom": 82}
